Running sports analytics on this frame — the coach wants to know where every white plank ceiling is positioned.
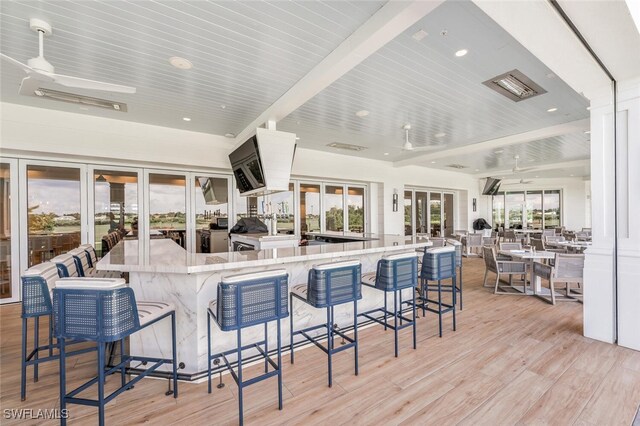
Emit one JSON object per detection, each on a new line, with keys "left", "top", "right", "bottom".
{"left": 0, "top": 0, "right": 591, "bottom": 178}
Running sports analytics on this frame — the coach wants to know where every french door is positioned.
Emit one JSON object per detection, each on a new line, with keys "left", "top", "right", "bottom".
{"left": 406, "top": 189, "right": 455, "bottom": 238}
{"left": 0, "top": 159, "right": 19, "bottom": 303}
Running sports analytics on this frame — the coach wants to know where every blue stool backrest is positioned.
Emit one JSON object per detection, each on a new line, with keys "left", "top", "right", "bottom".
{"left": 307, "top": 260, "right": 362, "bottom": 308}
{"left": 52, "top": 254, "right": 81, "bottom": 278}
{"left": 68, "top": 248, "right": 90, "bottom": 277}
{"left": 375, "top": 252, "right": 418, "bottom": 291}
{"left": 216, "top": 270, "right": 289, "bottom": 331}
{"left": 421, "top": 247, "right": 456, "bottom": 280}
{"left": 21, "top": 262, "right": 59, "bottom": 318}
{"left": 53, "top": 279, "right": 136, "bottom": 343}
{"left": 446, "top": 239, "right": 463, "bottom": 267}
{"left": 78, "top": 244, "right": 98, "bottom": 267}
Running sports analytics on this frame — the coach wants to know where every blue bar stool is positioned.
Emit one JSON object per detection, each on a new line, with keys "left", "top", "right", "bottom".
{"left": 416, "top": 246, "right": 457, "bottom": 337}
{"left": 68, "top": 247, "right": 122, "bottom": 279}
{"left": 51, "top": 253, "right": 81, "bottom": 278}
{"left": 207, "top": 270, "right": 289, "bottom": 426}
{"left": 446, "top": 239, "right": 463, "bottom": 309}
{"left": 54, "top": 278, "right": 178, "bottom": 426}
{"left": 290, "top": 259, "right": 361, "bottom": 387}
{"left": 20, "top": 263, "right": 96, "bottom": 401}
{"left": 359, "top": 252, "right": 418, "bottom": 357}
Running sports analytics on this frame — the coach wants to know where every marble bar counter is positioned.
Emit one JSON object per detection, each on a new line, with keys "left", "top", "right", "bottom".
{"left": 97, "top": 235, "right": 431, "bottom": 379}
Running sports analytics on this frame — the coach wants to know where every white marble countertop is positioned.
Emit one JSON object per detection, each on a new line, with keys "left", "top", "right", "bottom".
{"left": 229, "top": 233, "right": 298, "bottom": 241}
{"left": 97, "top": 235, "right": 432, "bottom": 274}
{"left": 305, "top": 231, "right": 379, "bottom": 241}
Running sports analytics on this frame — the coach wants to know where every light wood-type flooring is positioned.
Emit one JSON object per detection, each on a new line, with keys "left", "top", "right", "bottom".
{"left": 1, "top": 257, "right": 639, "bottom": 425}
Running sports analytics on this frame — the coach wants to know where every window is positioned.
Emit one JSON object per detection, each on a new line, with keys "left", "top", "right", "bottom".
{"left": 404, "top": 191, "right": 413, "bottom": 236}
{"left": 94, "top": 169, "right": 138, "bottom": 250}
{"left": 347, "top": 186, "right": 365, "bottom": 232}
{"left": 429, "top": 192, "right": 441, "bottom": 237}
{"left": 493, "top": 189, "right": 562, "bottom": 229}
{"left": 273, "top": 183, "right": 295, "bottom": 233}
{"left": 149, "top": 173, "right": 186, "bottom": 247}
{"left": 300, "top": 183, "right": 320, "bottom": 234}
{"left": 0, "top": 163, "right": 12, "bottom": 299}
{"left": 324, "top": 185, "right": 344, "bottom": 232}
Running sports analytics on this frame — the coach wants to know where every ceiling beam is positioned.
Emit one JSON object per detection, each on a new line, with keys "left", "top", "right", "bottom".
{"left": 473, "top": 158, "right": 590, "bottom": 179}
{"left": 232, "top": 0, "right": 444, "bottom": 147}
{"left": 392, "top": 118, "right": 589, "bottom": 167}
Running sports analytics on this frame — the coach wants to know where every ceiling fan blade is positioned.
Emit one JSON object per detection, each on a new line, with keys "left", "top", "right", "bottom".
{"left": 51, "top": 73, "right": 136, "bottom": 94}
{"left": 18, "top": 76, "right": 41, "bottom": 96}
{"left": 410, "top": 145, "right": 440, "bottom": 151}
{"left": 1, "top": 53, "right": 35, "bottom": 74}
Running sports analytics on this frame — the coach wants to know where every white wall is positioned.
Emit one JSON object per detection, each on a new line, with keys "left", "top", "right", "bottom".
{"left": 0, "top": 102, "right": 481, "bottom": 236}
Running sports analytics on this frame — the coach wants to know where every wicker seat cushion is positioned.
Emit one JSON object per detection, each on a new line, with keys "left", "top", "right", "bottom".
{"left": 137, "top": 301, "right": 175, "bottom": 326}
{"left": 426, "top": 246, "right": 455, "bottom": 254}
{"left": 361, "top": 271, "right": 377, "bottom": 286}
{"left": 55, "top": 277, "right": 126, "bottom": 290}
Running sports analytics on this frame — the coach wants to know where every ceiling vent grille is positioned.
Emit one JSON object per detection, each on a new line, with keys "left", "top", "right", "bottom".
{"left": 327, "top": 142, "right": 367, "bottom": 152}
{"left": 33, "top": 88, "right": 127, "bottom": 111}
{"left": 482, "top": 69, "right": 547, "bottom": 102}
{"left": 446, "top": 164, "right": 467, "bottom": 169}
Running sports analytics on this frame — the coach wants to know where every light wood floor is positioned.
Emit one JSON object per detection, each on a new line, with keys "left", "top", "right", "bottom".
{"left": 2, "top": 258, "right": 639, "bottom": 425}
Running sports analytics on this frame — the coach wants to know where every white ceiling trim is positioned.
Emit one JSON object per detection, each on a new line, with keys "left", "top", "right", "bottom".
{"left": 393, "top": 118, "right": 589, "bottom": 167}
{"left": 232, "top": 0, "right": 445, "bottom": 146}
{"left": 473, "top": 159, "right": 590, "bottom": 179}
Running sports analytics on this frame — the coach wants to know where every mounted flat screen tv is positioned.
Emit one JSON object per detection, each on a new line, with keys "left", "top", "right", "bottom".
{"left": 229, "top": 136, "right": 266, "bottom": 194}
{"left": 482, "top": 177, "right": 502, "bottom": 195}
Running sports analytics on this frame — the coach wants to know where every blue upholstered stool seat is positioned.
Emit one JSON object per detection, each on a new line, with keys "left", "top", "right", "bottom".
{"left": 358, "top": 251, "right": 419, "bottom": 357}
{"left": 207, "top": 269, "right": 289, "bottom": 426}
{"left": 54, "top": 278, "right": 178, "bottom": 426}
{"left": 290, "top": 259, "right": 361, "bottom": 388}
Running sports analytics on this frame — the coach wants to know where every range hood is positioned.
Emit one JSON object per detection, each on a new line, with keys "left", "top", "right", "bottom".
{"left": 198, "top": 177, "right": 228, "bottom": 205}
{"left": 229, "top": 128, "right": 297, "bottom": 197}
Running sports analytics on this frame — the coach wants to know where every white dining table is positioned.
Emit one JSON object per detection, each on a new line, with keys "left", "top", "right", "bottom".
{"left": 513, "top": 229, "right": 543, "bottom": 244}
{"left": 498, "top": 249, "right": 557, "bottom": 296}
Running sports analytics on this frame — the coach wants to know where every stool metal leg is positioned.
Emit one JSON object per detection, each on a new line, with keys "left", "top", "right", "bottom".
{"left": 289, "top": 294, "right": 295, "bottom": 365}
{"left": 412, "top": 288, "right": 417, "bottom": 350}
{"left": 120, "top": 338, "right": 126, "bottom": 388}
{"left": 237, "top": 328, "right": 244, "bottom": 426}
{"left": 438, "top": 279, "right": 443, "bottom": 338}
{"left": 59, "top": 338, "right": 67, "bottom": 426}
{"left": 207, "top": 311, "right": 212, "bottom": 393}
{"left": 49, "top": 315, "right": 54, "bottom": 357}
{"left": 34, "top": 316, "right": 39, "bottom": 382}
{"left": 393, "top": 289, "right": 398, "bottom": 357}
{"left": 383, "top": 294, "right": 388, "bottom": 330}
{"left": 97, "top": 342, "right": 106, "bottom": 426}
{"left": 264, "top": 322, "right": 269, "bottom": 374}
{"left": 21, "top": 317, "right": 27, "bottom": 401}
{"left": 353, "top": 298, "right": 358, "bottom": 376}
{"left": 459, "top": 266, "right": 463, "bottom": 310}
{"left": 276, "top": 317, "right": 283, "bottom": 410}
{"left": 171, "top": 312, "right": 178, "bottom": 398}
{"left": 452, "top": 275, "right": 457, "bottom": 332}
{"left": 326, "top": 306, "right": 332, "bottom": 388}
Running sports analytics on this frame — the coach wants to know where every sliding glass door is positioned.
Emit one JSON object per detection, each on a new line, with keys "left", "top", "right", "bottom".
{"left": 147, "top": 172, "right": 187, "bottom": 248}
{"left": 493, "top": 190, "right": 562, "bottom": 229}
{"left": 408, "top": 189, "right": 455, "bottom": 238}
{"left": 300, "top": 183, "right": 321, "bottom": 234}
{"left": 0, "top": 159, "right": 18, "bottom": 303}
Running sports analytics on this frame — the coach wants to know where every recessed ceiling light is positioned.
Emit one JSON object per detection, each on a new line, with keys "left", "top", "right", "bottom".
{"left": 529, "top": 159, "right": 535, "bottom": 162}
{"left": 224, "top": 133, "right": 235, "bottom": 138}
{"left": 182, "top": 117, "right": 191, "bottom": 122}
{"left": 383, "top": 152, "right": 389, "bottom": 156}
{"left": 584, "top": 130, "right": 591, "bottom": 134}
{"left": 475, "top": 169, "right": 479, "bottom": 172}
{"left": 220, "top": 105, "right": 226, "bottom": 109}
{"left": 570, "top": 174, "right": 574, "bottom": 177}
{"left": 355, "top": 110, "right": 369, "bottom": 117}
{"left": 431, "top": 161, "right": 437, "bottom": 164}
{"left": 547, "top": 107, "right": 558, "bottom": 112}
{"left": 169, "top": 56, "right": 193, "bottom": 70}
{"left": 412, "top": 29, "right": 428, "bottom": 41}
{"left": 586, "top": 106, "right": 591, "bottom": 111}
{"left": 455, "top": 49, "right": 468, "bottom": 57}
{"left": 535, "top": 175, "right": 539, "bottom": 178}
{"left": 434, "top": 132, "right": 446, "bottom": 138}
{"left": 494, "top": 149, "right": 504, "bottom": 154}
{"left": 295, "top": 137, "right": 300, "bottom": 140}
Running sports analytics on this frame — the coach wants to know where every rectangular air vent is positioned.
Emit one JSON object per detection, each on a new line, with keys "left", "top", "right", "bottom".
{"left": 482, "top": 69, "right": 547, "bottom": 102}
{"left": 446, "top": 164, "right": 467, "bottom": 169}
{"left": 34, "top": 88, "right": 127, "bottom": 111}
{"left": 327, "top": 142, "right": 367, "bottom": 152}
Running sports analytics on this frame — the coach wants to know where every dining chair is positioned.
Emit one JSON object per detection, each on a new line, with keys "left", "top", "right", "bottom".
{"left": 532, "top": 253, "right": 584, "bottom": 304}
{"left": 481, "top": 246, "right": 528, "bottom": 294}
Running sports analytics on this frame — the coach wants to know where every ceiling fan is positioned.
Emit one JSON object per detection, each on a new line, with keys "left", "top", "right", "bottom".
{"left": 400, "top": 123, "right": 439, "bottom": 151}
{"left": 511, "top": 154, "right": 536, "bottom": 173}
{"left": 503, "top": 178, "right": 534, "bottom": 185}
{"left": 1, "top": 18, "right": 136, "bottom": 95}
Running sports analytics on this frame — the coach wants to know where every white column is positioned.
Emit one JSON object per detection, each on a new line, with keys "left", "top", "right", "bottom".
{"left": 616, "top": 79, "right": 640, "bottom": 351}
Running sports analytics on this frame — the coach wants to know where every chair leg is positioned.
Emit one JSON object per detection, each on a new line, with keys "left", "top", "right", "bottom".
{"left": 421, "top": 280, "right": 426, "bottom": 318}
{"left": 21, "top": 317, "right": 27, "bottom": 401}
{"left": 326, "top": 307, "right": 332, "bottom": 388}
{"left": 551, "top": 280, "right": 557, "bottom": 305}
{"left": 383, "top": 294, "right": 388, "bottom": 330}
{"left": 59, "top": 338, "right": 67, "bottom": 426}
{"left": 264, "top": 322, "right": 269, "bottom": 374}
{"left": 237, "top": 328, "right": 244, "bottom": 426}
{"left": 207, "top": 312, "right": 212, "bottom": 393}
{"left": 482, "top": 269, "right": 489, "bottom": 287}
{"left": 353, "top": 299, "right": 358, "bottom": 376}
{"left": 120, "top": 338, "right": 126, "bottom": 389}
{"left": 459, "top": 267, "right": 463, "bottom": 310}
{"left": 34, "top": 316, "right": 39, "bottom": 382}
{"left": 277, "top": 318, "right": 283, "bottom": 411}
{"left": 393, "top": 289, "right": 398, "bottom": 357}
{"left": 452, "top": 275, "right": 457, "bottom": 332}
{"left": 494, "top": 273, "right": 500, "bottom": 294}
{"left": 48, "top": 315, "right": 54, "bottom": 357}
{"left": 437, "top": 280, "right": 443, "bottom": 338}
{"left": 412, "top": 288, "right": 417, "bottom": 350}
{"left": 98, "top": 342, "right": 105, "bottom": 426}
{"left": 289, "top": 294, "right": 295, "bottom": 365}
{"left": 171, "top": 313, "right": 178, "bottom": 398}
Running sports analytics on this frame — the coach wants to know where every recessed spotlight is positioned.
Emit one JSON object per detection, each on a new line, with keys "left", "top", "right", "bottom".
{"left": 182, "top": 117, "right": 191, "bottom": 122}
{"left": 529, "top": 159, "right": 535, "bottom": 162}
{"left": 220, "top": 105, "right": 226, "bottom": 109}
{"left": 535, "top": 175, "right": 539, "bottom": 178}
{"left": 586, "top": 106, "right": 591, "bottom": 111}
{"left": 224, "top": 133, "right": 235, "bottom": 138}
{"left": 547, "top": 107, "right": 558, "bottom": 112}
{"left": 584, "top": 130, "right": 591, "bottom": 134}
{"left": 570, "top": 174, "right": 574, "bottom": 177}
{"left": 475, "top": 169, "right": 479, "bottom": 172}
{"left": 295, "top": 137, "right": 300, "bottom": 140}
{"left": 431, "top": 161, "right": 437, "bottom": 164}
{"left": 455, "top": 49, "right": 468, "bottom": 57}
{"left": 434, "top": 132, "right": 446, "bottom": 138}
{"left": 355, "top": 110, "right": 369, "bottom": 117}
{"left": 412, "top": 29, "right": 428, "bottom": 41}
{"left": 494, "top": 149, "right": 504, "bottom": 154}
{"left": 169, "top": 56, "right": 193, "bottom": 70}
{"left": 383, "top": 152, "right": 389, "bottom": 156}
